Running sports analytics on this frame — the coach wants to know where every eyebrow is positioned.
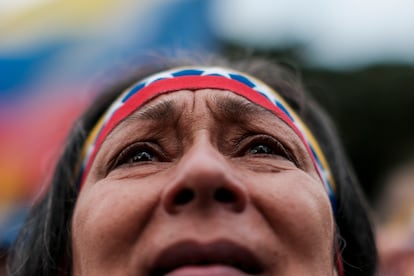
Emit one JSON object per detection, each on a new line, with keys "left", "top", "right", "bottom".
{"left": 211, "top": 94, "right": 274, "bottom": 123}
{"left": 104, "top": 99, "right": 177, "bottom": 141}
{"left": 121, "top": 100, "right": 178, "bottom": 124}
{"left": 128, "top": 99, "right": 176, "bottom": 121}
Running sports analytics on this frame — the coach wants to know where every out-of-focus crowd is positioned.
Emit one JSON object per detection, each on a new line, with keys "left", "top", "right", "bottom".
{"left": 376, "top": 162, "right": 414, "bottom": 276}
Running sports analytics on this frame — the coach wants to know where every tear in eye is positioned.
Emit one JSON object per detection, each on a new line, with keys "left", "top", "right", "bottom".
{"left": 248, "top": 144, "right": 273, "bottom": 155}
{"left": 130, "top": 151, "right": 155, "bottom": 162}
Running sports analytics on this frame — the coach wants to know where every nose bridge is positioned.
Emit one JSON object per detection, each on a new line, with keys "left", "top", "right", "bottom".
{"left": 161, "top": 134, "right": 248, "bottom": 214}
{"left": 180, "top": 134, "right": 227, "bottom": 179}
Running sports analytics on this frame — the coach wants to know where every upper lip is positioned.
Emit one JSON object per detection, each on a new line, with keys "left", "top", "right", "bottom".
{"left": 149, "top": 239, "right": 264, "bottom": 275}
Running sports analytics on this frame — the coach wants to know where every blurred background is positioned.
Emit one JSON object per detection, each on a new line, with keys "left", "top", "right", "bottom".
{"left": 1, "top": 0, "right": 413, "bottom": 274}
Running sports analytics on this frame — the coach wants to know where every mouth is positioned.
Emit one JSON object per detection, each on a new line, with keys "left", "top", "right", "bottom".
{"left": 149, "top": 240, "right": 264, "bottom": 276}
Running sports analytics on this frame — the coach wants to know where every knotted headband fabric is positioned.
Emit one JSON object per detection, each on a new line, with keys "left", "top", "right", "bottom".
{"left": 77, "top": 67, "right": 337, "bottom": 210}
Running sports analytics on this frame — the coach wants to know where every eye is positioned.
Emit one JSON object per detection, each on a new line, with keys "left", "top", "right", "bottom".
{"left": 110, "top": 142, "right": 165, "bottom": 170}
{"left": 240, "top": 135, "right": 297, "bottom": 164}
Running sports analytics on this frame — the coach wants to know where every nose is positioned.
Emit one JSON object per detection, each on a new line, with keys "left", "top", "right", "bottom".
{"left": 162, "top": 138, "right": 248, "bottom": 214}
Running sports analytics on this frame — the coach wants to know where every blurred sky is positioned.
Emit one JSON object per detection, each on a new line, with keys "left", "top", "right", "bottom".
{"left": 211, "top": 0, "right": 414, "bottom": 68}
{"left": 0, "top": 0, "right": 413, "bottom": 249}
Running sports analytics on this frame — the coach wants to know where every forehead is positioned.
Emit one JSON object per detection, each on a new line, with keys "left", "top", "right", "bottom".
{"left": 111, "top": 89, "right": 280, "bottom": 133}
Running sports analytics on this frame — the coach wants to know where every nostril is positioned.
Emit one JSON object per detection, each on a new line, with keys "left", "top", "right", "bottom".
{"left": 214, "top": 187, "right": 236, "bottom": 203}
{"left": 174, "top": 188, "right": 195, "bottom": 205}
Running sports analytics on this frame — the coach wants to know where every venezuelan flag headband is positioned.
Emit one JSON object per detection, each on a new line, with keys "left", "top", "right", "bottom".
{"left": 77, "top": 67, "right": 337, "bottom": 211}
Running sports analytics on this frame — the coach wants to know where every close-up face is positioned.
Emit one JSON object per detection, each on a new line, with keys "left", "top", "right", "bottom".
{"left": 71, "top": 88, "right": 335, "bottom": 275}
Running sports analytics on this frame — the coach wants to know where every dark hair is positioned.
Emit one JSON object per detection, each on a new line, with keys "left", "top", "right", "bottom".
{"left": 7, "top": 56, "right": 377, "bottom": 275}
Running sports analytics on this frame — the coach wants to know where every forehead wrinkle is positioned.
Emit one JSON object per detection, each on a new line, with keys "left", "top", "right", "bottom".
{"left": 209, "top": 92, "right": 274, "bottom": 123}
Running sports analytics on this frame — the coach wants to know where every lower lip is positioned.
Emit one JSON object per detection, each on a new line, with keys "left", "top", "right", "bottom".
{"left": 164, "top": 264, "right": 250, "bottom": 276}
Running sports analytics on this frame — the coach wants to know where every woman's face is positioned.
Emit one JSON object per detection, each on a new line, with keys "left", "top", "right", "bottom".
{"left": 72, "top": 89, "right": 335, "bottom": 275}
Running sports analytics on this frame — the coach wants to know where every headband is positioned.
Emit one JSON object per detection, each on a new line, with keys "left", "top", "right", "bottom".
{"left": 77, "top": 67, "right": 337, "bottom": 210}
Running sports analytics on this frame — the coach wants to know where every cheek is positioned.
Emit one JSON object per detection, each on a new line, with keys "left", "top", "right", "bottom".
{"left": 71, "top": 178, "right": 161, "bottom": 270}
{"left": 248, "top": 170, "right": 335, "bottom": 261}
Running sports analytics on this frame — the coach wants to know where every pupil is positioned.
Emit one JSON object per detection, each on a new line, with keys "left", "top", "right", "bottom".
{"left": 133, "top": 151, "right": 153, "bottom": 162}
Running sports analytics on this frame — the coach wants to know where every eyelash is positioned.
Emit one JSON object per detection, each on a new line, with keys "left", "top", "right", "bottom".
{"left": 109, "top": 142, "right": 166, "bottom": 170}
